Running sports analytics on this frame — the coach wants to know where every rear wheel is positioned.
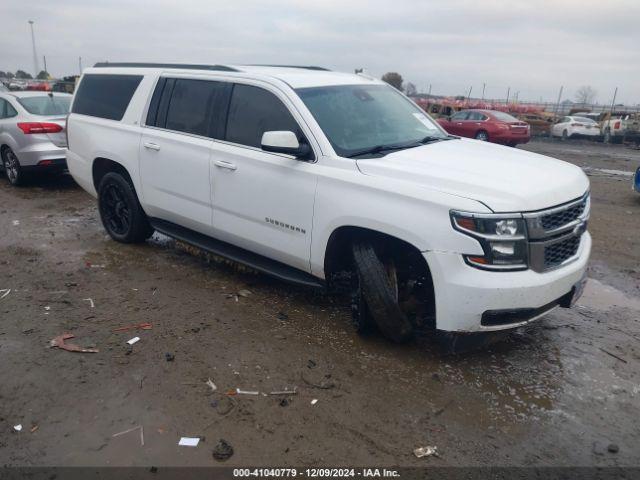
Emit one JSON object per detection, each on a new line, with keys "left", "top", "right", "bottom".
{"left": 98, "top": 172, "right": 154, "bottom": 243}
{"left": 475, "top": 130, "right": 489, "bottom": 141}
{"left": 2, "top": 147, "right": 24, "bottom": 186}
{"left": 351, "top": 241, "right": 414, "bottom": 343}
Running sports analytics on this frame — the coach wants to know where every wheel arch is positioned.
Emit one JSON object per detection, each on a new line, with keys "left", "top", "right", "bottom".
{"left": 92, "top": 157, "right": 134, "bottom": 192}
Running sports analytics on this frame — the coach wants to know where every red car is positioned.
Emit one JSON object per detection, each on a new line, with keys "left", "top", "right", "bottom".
{"left": 437, "top": 109, "right": 530, "bottom": 146}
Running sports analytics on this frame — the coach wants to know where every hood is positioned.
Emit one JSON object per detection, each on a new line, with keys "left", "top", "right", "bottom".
{"left": 356, "top": 138, "right": 589, "bottom": 212}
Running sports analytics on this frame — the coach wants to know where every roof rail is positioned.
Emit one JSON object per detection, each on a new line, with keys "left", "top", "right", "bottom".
{"left": 245, "top": 64, "right": 330, "bottom": 71}
{"left": 93, "top": 62, "right": 239, "bottom": 72}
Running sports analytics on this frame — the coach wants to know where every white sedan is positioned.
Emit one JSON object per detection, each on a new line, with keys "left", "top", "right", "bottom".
{"left": 551, "top": 115, "right": 600, "bottom": 139}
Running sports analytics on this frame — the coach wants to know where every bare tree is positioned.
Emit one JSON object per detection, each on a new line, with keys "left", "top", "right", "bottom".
{"left": 381, "top": 72, "right": 403, "bottom": 91}
{"left": 405, "top": 82, "right": 417, "bottom": 96}
{"left": 575, "top": 85, "right": 597, "bottom": 104}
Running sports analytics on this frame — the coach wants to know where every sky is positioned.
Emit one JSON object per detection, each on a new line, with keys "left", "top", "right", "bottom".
{"left": 2, "top": 0, "right": 639, "bottom": 105}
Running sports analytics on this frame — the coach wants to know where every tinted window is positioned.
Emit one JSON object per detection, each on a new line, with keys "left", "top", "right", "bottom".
{"left": 467, "top": 112, "right": 486, "bottom": 121}
{"left": 226, "top": 84, "right": 300, "bottom": 148}
{"left": 0, "top": 100, "right": 7, "bottom": 119}
{"left": 491, "top": 111, "right": 519, "bottom": 122}
{"left": 17, "top": 95, "right": 71, "bottom": 115}
{"left": 164, "top": 79, "right": 227, "bottom": 137}
{"left": 451, "top": 111, "right": 468, "bottom": 120}
{"left": 72, "top": 74, "right": 142, "bottom": 120}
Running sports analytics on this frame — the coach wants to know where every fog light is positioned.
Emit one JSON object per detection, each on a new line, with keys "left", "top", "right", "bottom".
{"left": 491, "top": 242, "right": 515, "bottom": 256}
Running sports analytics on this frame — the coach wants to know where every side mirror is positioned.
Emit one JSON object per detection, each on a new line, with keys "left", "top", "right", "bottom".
{"left": 261, "top": 131, "right": 311, "bottom": 159}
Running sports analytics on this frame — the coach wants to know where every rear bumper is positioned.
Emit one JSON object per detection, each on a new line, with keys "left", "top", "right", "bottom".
{"left": 425, "top": 231, "right": 591, "bottom": 332}
{"left": 22, "top": 158, "right": 67, "bottom": 172}
{"left": 16, "top": 142, "right": 66, "bottom": 167}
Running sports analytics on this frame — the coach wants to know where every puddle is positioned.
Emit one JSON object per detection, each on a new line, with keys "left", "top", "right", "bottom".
{"left": 577, "top": 278, "right": 640, "bottom": 311}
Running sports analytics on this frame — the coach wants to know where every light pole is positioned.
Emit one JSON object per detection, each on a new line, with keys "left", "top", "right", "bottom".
{"left": 28, "top": 20, "right": 40, "bottom": 77}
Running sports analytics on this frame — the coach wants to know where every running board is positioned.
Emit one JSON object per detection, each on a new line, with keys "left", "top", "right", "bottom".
{"left": 149, "top": 218, "right": 325, "bottom": 289}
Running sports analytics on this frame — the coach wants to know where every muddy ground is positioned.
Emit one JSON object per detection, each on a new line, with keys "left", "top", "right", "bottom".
{"left": 0, "top": 139, "right": 639, "bottom": 468}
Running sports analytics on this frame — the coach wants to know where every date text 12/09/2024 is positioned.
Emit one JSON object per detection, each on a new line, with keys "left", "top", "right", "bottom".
{"left": 233, "top": 468, "right": 401, "bottom": 478}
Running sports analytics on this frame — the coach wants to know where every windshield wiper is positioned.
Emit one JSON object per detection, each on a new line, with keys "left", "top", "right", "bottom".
{"left": 419, "top": 135, "right": 455, "bottom": 144}
{"left": 345, "top": 142, "right": 416, "bottom": 158}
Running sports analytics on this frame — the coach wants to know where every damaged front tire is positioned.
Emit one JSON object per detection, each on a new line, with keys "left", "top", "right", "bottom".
{"left": 351, "top": 241, "right": 414, "bottom": 343}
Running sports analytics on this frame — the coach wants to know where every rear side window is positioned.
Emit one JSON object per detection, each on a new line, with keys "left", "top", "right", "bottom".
{"left": 451, "top": 111, "right": 468, "bottom": 121}
{"left": 72, "top": 74, "right": 142, "bottom": 120}
{"left": 225, "top": 84, "right": 300, "bottom": 148}
{"left": 0, "top": 99, "right": 17, "bottom": 119}
{"left": 165, "top": 79, "right": 227, "bottom": 137}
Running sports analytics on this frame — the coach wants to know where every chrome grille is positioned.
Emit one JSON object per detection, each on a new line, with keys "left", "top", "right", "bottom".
{"left": 540, "top": 200, "right": 586, "bottom": 231}
{"left": 525, "top": 192, "right": 589, "bottom": 272}
{"left": 544, "top": 235, "right": 581, "bottom": 268}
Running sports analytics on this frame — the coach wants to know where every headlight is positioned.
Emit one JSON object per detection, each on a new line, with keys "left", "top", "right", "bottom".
{"left": 451, "top": 211, "right": 528, "bottom": 271}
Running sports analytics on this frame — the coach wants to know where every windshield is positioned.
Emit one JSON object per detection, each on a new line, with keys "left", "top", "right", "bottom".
{"left": 17, "top": 95, "right": 71, "bottom": 116}
{"left": 296, "top": 84, "right": 448, "bottom": 157}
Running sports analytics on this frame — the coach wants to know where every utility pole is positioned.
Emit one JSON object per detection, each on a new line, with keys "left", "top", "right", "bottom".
{"left": 609, "top": 87, "right": 618, "bottom": 114}
{"left": 554, "top": 86, "right": 564, "bottom": 114}
{"left": 466, "top": 86, "right": 472, "bottom": 101}
{"left": 43, "top": 56, "right": 47, "bottom": 76}
{"left": 481, "top": 83, "right": 486, "bottom": 101}
{"left": 428, "top": 84, "right": 432, "bottom": 96}
{"left": 28, "top": 20, "right": 39, "bottom": 77}
{"left": 506, "top": 87, "right": 510, "bottom": 104}
{"left": 78, "top": 57, "right": 83, "bottom": 74}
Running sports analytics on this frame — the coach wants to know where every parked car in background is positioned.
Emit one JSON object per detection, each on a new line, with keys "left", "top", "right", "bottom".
{"left": 0, "top": 91, "right": 71, "bottom": 185}
{"left": 517, "top": 112, "right": 555, "bottom": 136}
{"left": 551, "top": 116, "right": 600, "bottom": 140}
{"left": 437, "top": 109, "right": 530, "bottom": 146}
{"left": 66, "top": 63, "right": 590, "bottom": 343}
{"left": 601, "top": 113, "right": 640, "bottom": 145}
{"left": 26, "top": 81, "right": 52, "bottom": 92}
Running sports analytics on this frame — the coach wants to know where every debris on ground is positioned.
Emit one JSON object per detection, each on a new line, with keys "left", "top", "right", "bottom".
{"left": 216, "top": 396, "right": 237, "bottom": 416}
{"left": 413, "top": 446, "right": 439, "bottom": 458}
{"left": 13, "top": 424, "right": 22, "bottom": 432}
{"left": 608, "top": 443, "right": 620, "bottom": 453}
{"left": 165, "top": 353, "right": 175, "bottom": 362}
{"left": 279, "top": 398, "right": 289, "bottom": 407}
{"left": 127, "top": 337, "right": 140, "bottom": 345}
{"left": 307, "top": 359, "right": 317, "bottom": 369}
{"left": 0, "top": 289, "right": 11, "bottom": 300}
{"left": 237, "top": 289, "right": 251, "bottom": 297}
{"left": 112, "top": 425, "right": 144, "bottom": 446}
{"left": 301, "top": 371, "right": 336, "bottom": 390}
{"left": 212, "top": 439, "right": 234, "bottom": 461}
{"left": 311, "top": 399, "right": 318, "bottom": 405}
{"left": 113, "top": 322, "right": 152, "bottom": 332}
{"left": 50, "top": 333, "right": 99, "bottom": 353}
{"left": 178, "top": 437, "right": 200, "bottom": 447}
{"left": 12, "top": 220, "right": 20, "bottom": 226}
{"left": 269, "top": 388, "right": 297, "bottom": 395}
{"left": 599, "top": 348, "right": 628, "bottom": 363}
{"left": 277, "top": 312, "right": 288, "bottom": 320}
{"left": 30, "top": 425, "right": 39, "bottom": 433}
{"left": 206, "top": 378, "right": 217, "bottom": 392}
{"left": 85, "top": 262, "right": 105, "bottom": 268}
{"left": 236, "top": 388, "right": 259, "bottom": 395}
{"left": 83, "top": 298, "right": 95, "bottom": 308}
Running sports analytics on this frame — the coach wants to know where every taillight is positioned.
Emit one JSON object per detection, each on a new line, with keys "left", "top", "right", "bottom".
{"left": 17, "top": 122, "right": 63, "bottom": 134}
{"left": 614, "top": 121, "right": 621, "bottom": 129}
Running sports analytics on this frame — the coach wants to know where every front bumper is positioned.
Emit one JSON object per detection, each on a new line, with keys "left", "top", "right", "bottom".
{"left": 425, "top": 231, "right": 591, "bottom": 332}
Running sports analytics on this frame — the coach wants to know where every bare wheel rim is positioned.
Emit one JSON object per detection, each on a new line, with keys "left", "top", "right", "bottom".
{"left": 101, "top": 183, "right": 131, "bottom": 235}
{"left": 4, "top": 150, "right": 19, "bottom": 182}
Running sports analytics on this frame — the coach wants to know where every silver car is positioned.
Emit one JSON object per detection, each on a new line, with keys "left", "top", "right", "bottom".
{"left": 0, "top": 91, "right": 71, "bottom": 185}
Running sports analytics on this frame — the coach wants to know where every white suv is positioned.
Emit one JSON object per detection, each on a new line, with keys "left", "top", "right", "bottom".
{"left": 66, "top": 63, "right": 591, "bottom": 342}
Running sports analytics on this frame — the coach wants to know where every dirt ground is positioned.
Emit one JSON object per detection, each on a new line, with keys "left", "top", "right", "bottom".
{"left": 1, "top": 138, "right": 639, "bottom": 468}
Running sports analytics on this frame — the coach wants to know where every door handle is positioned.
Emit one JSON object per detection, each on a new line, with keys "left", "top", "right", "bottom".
{"left": 214, "top": 160, "right": 237, "bottom": 171}
{"left": 143, "top": 142, "right": 161, "bottom": 151}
